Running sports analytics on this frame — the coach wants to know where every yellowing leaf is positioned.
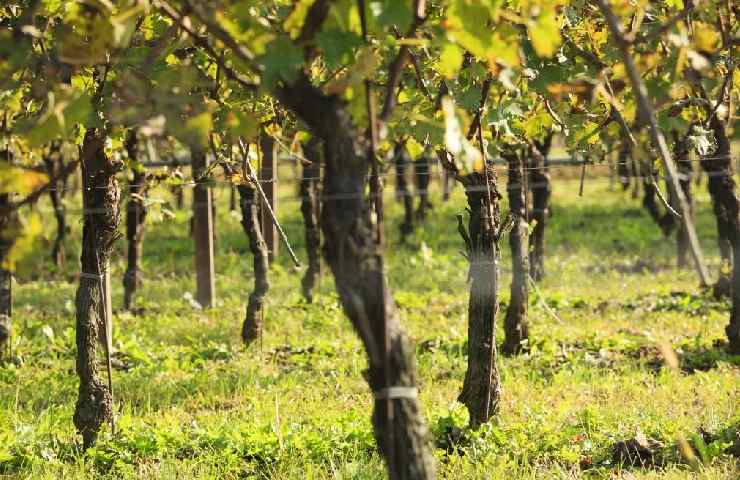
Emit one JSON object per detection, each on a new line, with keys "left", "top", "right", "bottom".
{"left": 529, "top": 11, "right": 561, "bottom": 57}
{"left": 283, "top": 0, "right": 315, "bottom": 39}
{"left": 0, "top": 165, "right": 48, "bottom": 195}
{"left": 182, "top": 112, "right": 213, "bottom": 148}
{"left": 692, "top": 22, "right": 720, "bottom": 53}
{"left": 438, "top": 42, "right": 464, "bottom": 79}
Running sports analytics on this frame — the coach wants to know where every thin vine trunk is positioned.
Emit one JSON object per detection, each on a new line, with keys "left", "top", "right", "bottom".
{"left": 43, "top": 143, "right": 67, "bottom": 269}
{"left": 457, "top": 167, "right": 502, "bottom": 427}
{"left": 123, "top": 134, "right": 148, "bottom": 311}
{"left": 673, "top": 131, "right": 693, "bottom": 268}
{"left": 74, "top": 128, "right": 120, "bottom": 449}
{"left": 238, "top": 182, "right": 269, "bottom": 344}
{"left": 394, "top": 142, "right": 414, "bottom": 240}
{"left": 701, "top": 117, "right": 740, "bottom": 352}
{"left": 503, "top": 152, "right": 529, "bottom": 355}
{"left": 277, "top": 76, "right": 436, "bottom": 479}
{"left": 414, "top": 150, "right": 432, "bottom": 220}
{"left": 617, "top": 142, "right": 632, "bottom": 190}
{"left": 529, "top": 139, "right": 551, "bottom": 281}
{"left": 0, "top": 190, "right": 14, "bottom": 358}
{"left": 300, "top": 138, "right": 322, "bottom": 303}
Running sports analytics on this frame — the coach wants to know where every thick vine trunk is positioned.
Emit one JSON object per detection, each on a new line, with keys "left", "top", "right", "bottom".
{"left": 529, "top": 140, "right": 551, "bottom": 281}
{"left": 300, "top": 138, "right": 322, "bottom": 303}
{"left": 394, "top": 142, "right": 414, "bottom": 240}
{"left": 74, "top": 128, "right": 120, "bottom": 448}
{"left": 701, "top": 117, "right": 740, "bottom": 352}
{"left": 503, "top": 153, "right": 529, "bottom": 356}
{"left": 457, "top": 168, "right": 502, "bottom": 427}
{"left": 238, "top": 183, "right": 269, "bottom": 344}
{"left": 414, "top": 151, "right": 432, "bottom": 220}
{"left": 277, "top": 76, "right": 436, "bottom": 479}
{"left": 43, "top": 144, "right": 67, "bottom": 269}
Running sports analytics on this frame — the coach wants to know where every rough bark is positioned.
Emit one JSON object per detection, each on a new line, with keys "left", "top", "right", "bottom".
{"left": 122, "top": 133, "right": 148, "bottom": 311}
{"left": 277, "top": 76, "right": 436, "bottom": 479}
{"left": 414, "top": 150, "right": 432, "bottom": 220}
{"left": 502, "top": 152, "right": 529, "bottom": 356}
{"left": 528, "top": 139, "right": 551, "bottom": 281}
{"left": 300, "top": 138, "right": 322, "bottom": 303}
{"left": 74, "top": 128, "right": 120, "bottom": 449}
{"left": 701, "top": 117, "right": 740, "bottom": 352}
{"left": 457, "top": 167, "right": 502, "bottom": 427}
{"left": 43, "top": 143, "right": 67, "bottom": 269}
{"left": 394, "top": 142, "right": 414, "bottom": 241}
{"left": 238, "top": 182, "right": 269, "bottom": 344}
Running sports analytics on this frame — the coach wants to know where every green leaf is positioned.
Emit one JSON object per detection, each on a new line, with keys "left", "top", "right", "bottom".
{"left": 372, "top": 0, "right": 412, "bottom": 31}
{"left": 224, "top": 111, "right": 259, "bottom": 141}
{"left": 259, "top": 36, "right": 305, "bottom": 89}
{"left": 316, "top": 29, "right": 363, "bottom": 70}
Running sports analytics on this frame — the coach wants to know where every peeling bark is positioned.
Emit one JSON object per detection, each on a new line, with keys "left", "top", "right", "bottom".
{"left": 74, "top": 128, "right": 120, "bottom": 448}
{"left": 394, "top": 142, "right": 414, "bottom": 241}
{"left": 123, "top": 133, "right": 148, "bottom": 311}
{"left": 457, "top": 167, "right": 502, "bottom": 427}
{"left": 503, "top": 152, "right": 529, "bottom": 356}
{"left": 300, "top": 138, "right": 322, "bottom": 303}
{"left": 277, "top": 76, "right": 436, "bottom": 479}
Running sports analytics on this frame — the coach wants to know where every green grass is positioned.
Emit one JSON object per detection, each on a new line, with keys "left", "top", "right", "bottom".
{"left": 1, "top": 169, "right": 738, "bottom": 479}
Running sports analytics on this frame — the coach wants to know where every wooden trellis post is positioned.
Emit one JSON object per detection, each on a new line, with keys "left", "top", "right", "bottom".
{"left": 259, "top": 132, "right": 278, "bottom": 263}
{"left": 191, "top": 148, "right": 216, "bottom": 308}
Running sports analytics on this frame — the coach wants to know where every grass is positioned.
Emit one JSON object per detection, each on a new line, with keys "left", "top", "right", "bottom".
{"left": 1, "top": 166, "right": 738, "bottom": 479}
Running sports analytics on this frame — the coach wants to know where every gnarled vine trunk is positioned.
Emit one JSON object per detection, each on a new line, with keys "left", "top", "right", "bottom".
{"left": 414, "top": 150, "right": 432, "bottom": 220}
{"left": 503, "top": 152, "right": 529, "bottom": 355}
{"left": 123, "top": 133, "right": 148, "bottom": 311}
{"left": 457, "top": 167, "right": 502, "bottom": 427}
{"left": 300, "top": 138, "right": 322, "bottom": 303}
{"left": 74, "top": 128, "right": 120, "bottom": 448}
{"left": 529, "top": 137, "right": 551, "bottom": 281}
{"left": 701, "top": 117, "right": 740, "bottom": 352}
{"left": 277, "top": 76, "right": 436, "bottom": 479}
{"left": 394, "top": 142, "right": 414, "bottom": 241}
